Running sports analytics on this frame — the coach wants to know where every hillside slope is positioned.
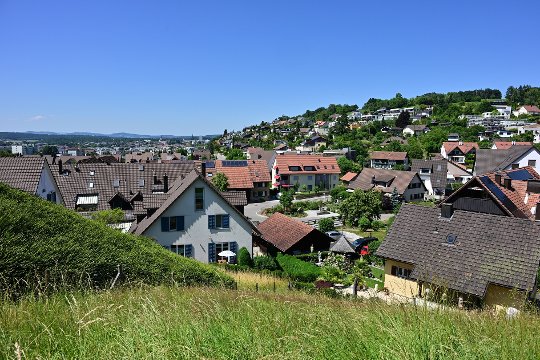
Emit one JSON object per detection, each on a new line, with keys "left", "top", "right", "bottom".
{"left": 0, "top": 183, "right": 233, "bottom": 294}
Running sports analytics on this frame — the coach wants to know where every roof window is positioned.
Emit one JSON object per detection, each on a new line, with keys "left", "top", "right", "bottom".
{"left": 446, "top": 234, "right": 457, "bottom": 245}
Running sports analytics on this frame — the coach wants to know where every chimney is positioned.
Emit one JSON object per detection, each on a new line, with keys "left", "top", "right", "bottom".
{"left": 536, "top": 203, "right": 540, "bottom": 221}
{"left": 371, "top": 175, "right": 376, "bottom": 184}
{"left": 504, "top": 178, "right": 512, "bottom": 189}
{"left": 58, "top": 159, "right": 63, "bottom": 174}
{"left": 201, "top": 162, "right": 206, "bottom": 178}
{"left": 163, "top": 174, "right": 169, "bottom": 193}
{"left": 495, "top": 173, "right": 502, "bottom": 185}
{"left": 441, "top": 203, "right": 454, "bottom": 218}
{"left": 52, "top": 154, "right": 57, "bottom": 164}
{"left": 153, "top": 171, "right": 158, "bottom": 185}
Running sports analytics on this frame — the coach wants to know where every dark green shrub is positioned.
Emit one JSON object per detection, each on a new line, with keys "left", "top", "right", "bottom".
{"left": 237, "top": 247, "right": 253, "bottom": 267}
{"left": 371, "top": 220, "right": 384, "bottom": 231}
{"left": 253, "top": 256, "right": 278, "bottom": 271}
{"left": 318, "top": 218, "right": 335, "bottom": 233}
{"left": 276, "top": 254, "right": 321, "bottom": 282}
{"left": 359, "top": 216, "right": 371, "bottom": 231}
{"left": 0, "top": 184, "right": 233, "bottom": 297}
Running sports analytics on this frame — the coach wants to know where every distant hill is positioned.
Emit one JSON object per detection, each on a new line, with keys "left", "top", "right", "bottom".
{"left": 0, "top": 183, "right": 233, "bottom": 296}
{"left": 21, "top": 131, "right": 219, "bottom": 139}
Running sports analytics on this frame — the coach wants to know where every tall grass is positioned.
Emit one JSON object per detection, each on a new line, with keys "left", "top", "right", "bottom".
{"left": 1, "top": 286, "right": 540, "bottom": 359}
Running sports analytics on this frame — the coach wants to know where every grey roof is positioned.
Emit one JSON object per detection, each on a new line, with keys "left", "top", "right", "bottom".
{"left": 376, "top": 204, "right": 540, "bottom": 298}
{"left": 0, "top": 156, "right": 47, "bottom": 194}
{"left": 348, "top": 168, "right": 422, "bottom": 195}
{"left": 411, "top": 159, "right": 448, "bottom": 190}
{"left": 221, "top": 191, "right": 248, "bottom": 206}
{"left": 474, "top": 146, "right": 537, "bottom": 175}
{"left": 50, "top": 162, "right": 195, "bottom": 211}
{"left": 131, "top": 170, "right": 259, "bottom": 236}
{"left": 330, "top": 237, "right": 356, "bottom": 254}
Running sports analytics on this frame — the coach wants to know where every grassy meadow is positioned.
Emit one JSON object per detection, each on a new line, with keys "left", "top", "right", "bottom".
{"left": 2, "top": 285, "right": 540, "bottom": 359}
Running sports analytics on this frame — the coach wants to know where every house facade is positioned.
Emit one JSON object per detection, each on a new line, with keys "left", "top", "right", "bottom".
{"left": 132, "top": 170, "right": 258, "bottom": 263}
{"left": 377, "top": 204, "right": 540, "bottom": 311}
{"left": 369, "top": 151, "right": 408, "bottom": 169}
{"left": 272, "top": 154, "right": 340, "bottom": 191}
{"left": 347, "top": 168, "right": 426, "bottom": 202}
{"left": 474, "top": 145, "right": 540, "bottom": 175}
{"left": 440, "top": 142, "right": 479, "bottom": 165}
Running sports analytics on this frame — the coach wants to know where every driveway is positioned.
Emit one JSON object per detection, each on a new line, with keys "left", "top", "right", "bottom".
{"left": 244, "top": 195, "right": 332, "bottom": 223}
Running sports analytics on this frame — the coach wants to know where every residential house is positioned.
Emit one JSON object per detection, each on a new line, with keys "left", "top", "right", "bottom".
{"left": 517, "top": 124, "right": 540, "bottom": 143}
{"left": 0, "top": 156, "right": 63, "bottom": 204}
{"left": 11, "top": 144, "right": 36, "bottom": 155}
{"left": 295, "top": 135, "right": 327, "bottom": 152}
{"left": 273, "top": 143, "right": 289, "bottom": 153}
{"left": 446, "top": 159, "right": 473, "bottom": 184}
{"left": 340, "top": 172, "right": 358, "bottom": 186}
{"left": 381, "top": 137, "right": 408, "bottom": 148}
{"left": 376, "top": 203, "right": 540, "bottom": 310}
{"left": 447, "top": 133, "right": 460, "bottom": 142}
{"left": 440, "top": 142, "right": 479, "bottom": 165}
{"left": 513, "top": 105, "right": 540, "bottom": 117}
{"left": 410, "top": 159, "right": 448, "bottom": 199}
{"left": 474, "top": 145, "right": 540, "bottom": 175}
{"left": 322, "top": 148, "right": 357, "bottom": 160}
{"left": 204, "top": 159, "right": 271, "bottom": 202}
{"left": 131, "top": 170, "right": 259, "bottom": 263}
{"left": 369, "top": 151, "right": 408, "bottom": 170}
{"left": 347, "top": 168, "right": 426, "bottom": 202}
{"left": 444, "top": 166, "right": 540, "bottom": 220}
{"left": 403, "top": 124, "right": 429, "bottom": 136}
{"left": 50, "top": 161, "right": 195, "bottom": 220}
{"left": 125, "top": 152, "right": 156, "bottom": 163}
{"left": 272, "top": 154, "right": 340, "bottom": 191}
{"left": 491, "top": 141, "right": 533, "bottom": 150}
{"left": 254, "top": 212, "right": 333, "bottom": 256}
{"left": 246, "top": 147, "right": 276, "bottom": 172}
{"left": 191, "top": 149, "right": 212, "bottom": 160}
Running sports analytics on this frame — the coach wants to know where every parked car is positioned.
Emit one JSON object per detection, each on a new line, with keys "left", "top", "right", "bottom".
{"left": 326, "top": 231, "right": 341, "bottom": 240}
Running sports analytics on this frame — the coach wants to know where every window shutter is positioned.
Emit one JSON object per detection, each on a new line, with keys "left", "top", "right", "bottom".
{"left": 229, "top": 241, "right": 238, "bottom": 264}
{"left": 161, "top": 217, "right": 169, "bottom": 232}
{"left": 208, "top": 215, "right": 215, "bottom": 229}
{"left": 208, "top": 243, "right": 216, "bottom": 263}
{"left": 176, "top": 216, "right": 184, "bottom": 231}
{"left": 184, "top": 244, "right": 193, "bottom": 258}
{"left": 222, "top": 214, "right": 230, "bottom": 229}
{"left": 391, "top": 266, "right": 397, "bottom": 276}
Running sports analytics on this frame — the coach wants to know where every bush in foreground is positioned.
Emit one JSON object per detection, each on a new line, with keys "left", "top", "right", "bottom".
{"left": 0, "top": 184, "right": 233, "bottom": 295}
{"left": 237, "top": 247, "right": 253, "bottom": 267}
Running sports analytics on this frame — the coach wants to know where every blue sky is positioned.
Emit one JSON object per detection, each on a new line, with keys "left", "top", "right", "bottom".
{"left": 1, "top": 0, "right": 539, "bottom": 135}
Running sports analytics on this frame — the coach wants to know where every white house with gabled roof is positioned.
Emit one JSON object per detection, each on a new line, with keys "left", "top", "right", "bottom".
{"left": 131, "top": 170, "right": 259, "bottom": 263}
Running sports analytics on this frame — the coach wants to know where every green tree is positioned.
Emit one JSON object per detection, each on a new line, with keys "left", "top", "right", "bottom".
{"left": 395, "top": 111, "right": 410, "bottom": 129}
{"left": 337, "top": 156, "right": 361, "bottom": 174}
{"left": 212, "top": 172, "right": 229, "bottom": 192}
{"left": 226, "top": 148, "right": 246, "bottom": 160}
{"left": 318, "top": 218, "right": 335, "bottom": 233}
{"left": 338, "top": 190, "right": 382, "bottom": 227}
{"left": 279, "top": 189, "right": 294, "bottom": 213}
{"left": 90, "top": 208, "right": 125, "bottom": 225}
{"left": 237, "top": 247, "right": 253, "bottom": 267}
{"left": 40, "top": 145, "right": 58, "bottom": 156}
{"left": 330, "top": 185, "right": 350, "bottom": 202}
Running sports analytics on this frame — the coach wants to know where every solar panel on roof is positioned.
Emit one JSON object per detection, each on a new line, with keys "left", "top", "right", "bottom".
{"left": 507, "top": 169, "right": 534, "bottom": 181}
{"left": 205, "top": 161, "right": 215, "bottom": 168}
{"left": 480, "top": 176, "right": 519, "bottom": 214}
{"left": 222, "top": 160, "right": 248, "bottom": 167}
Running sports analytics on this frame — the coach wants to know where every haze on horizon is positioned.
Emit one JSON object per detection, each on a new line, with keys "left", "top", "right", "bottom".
{"left": 0, "top": 0, "right": 539, "bottom": 136}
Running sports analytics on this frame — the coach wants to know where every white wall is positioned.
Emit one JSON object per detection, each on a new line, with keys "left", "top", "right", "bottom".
{"left": 36, "top": 162, "right": 64, "bottom": 204}
{"left": 403, "top": 176, "right": 426, "bottom": 201}
{"left": 142, "top": 178, "right": 253, "bottom": 263}
{"left": 504, "top": 149, "right": 540, "bottom": 173}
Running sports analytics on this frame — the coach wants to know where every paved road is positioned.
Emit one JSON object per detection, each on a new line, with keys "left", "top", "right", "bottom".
{"left": 244, "top": 195, "right": 331, "bottom": 223}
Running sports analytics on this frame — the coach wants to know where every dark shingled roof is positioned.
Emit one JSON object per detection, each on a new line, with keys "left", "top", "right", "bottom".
{"left": 0, "top": 156, "right": 47, "bottom": 194}
{"left": 411, "top": 159, "right": 448, "bottom": 190}
{"left": 474, "top": 145, "right": 538, "bottom": 175}
{"left": 348, "top": 168, "right": 422, "bottom": 195}
{"left": 50, "top": 162, "right": 195, "bottom": 211}
{"left": 221, "top": 191, "right": 248, "bottom": 206}
{"left": 376, "top": 204, "right": 540, "bottom": 298}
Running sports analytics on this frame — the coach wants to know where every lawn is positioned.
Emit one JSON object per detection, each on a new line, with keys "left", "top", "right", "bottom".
{"left": 365, "top": 265, "right": 384, "bottom": 289}
{"left": 2, "top": 286, "right": 540, "bottom": 359}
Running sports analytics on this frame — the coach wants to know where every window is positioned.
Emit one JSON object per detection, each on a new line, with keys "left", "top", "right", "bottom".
{"left": 195, "top": 187, "right": 204, "bottom": 210}
{"left": 308, "top": 185, "right": 313, "bottom": 191}
{"left": 46, "top": 192, "right": 57, "bottom": 202}
{"left": 161, "top": 216, "right": 185, "bottom": 232}
{"left": 138, "top": 179, "right": 145, "bottom": 187}
{"left": 391, "top": 265, "right": 411, "bottom": 279}
{"left": 529, "top": 160, "right": 536, "bottom": 167}
{"left": 512, "top": 163, "right": 519, "bottom": 169}
{"left": 170, "top": 244, "right": 193, "bottom": 257}
{"left": 307, "top": 175, "right": 313, "bottom": 180}
{"left": 304, "top": 166, "right": 315, "bottom": 171}
{"left": 209, "top": 241, "right": 238, "bottom": 263}
{"left": 208, "top": 214, "right": 230, "bottom": 229}
{"left": 288, "top": 166, "right": 301, "bottom": 171}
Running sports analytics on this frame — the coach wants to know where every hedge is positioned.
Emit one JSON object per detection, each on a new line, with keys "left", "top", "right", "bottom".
{"left": 276, "top": 254, "right": 321, "bottom": 282}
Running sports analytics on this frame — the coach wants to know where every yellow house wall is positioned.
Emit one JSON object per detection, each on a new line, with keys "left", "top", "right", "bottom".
{"left": 484, "top": 284, "right": 527, "bottom": 311}
{"left": 383, "top": 260, "right": 419, "bottom": 298}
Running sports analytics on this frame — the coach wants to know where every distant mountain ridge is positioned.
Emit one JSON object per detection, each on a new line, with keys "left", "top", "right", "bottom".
{"left": 18, "top": 131, "right": 219, "bottom": 139}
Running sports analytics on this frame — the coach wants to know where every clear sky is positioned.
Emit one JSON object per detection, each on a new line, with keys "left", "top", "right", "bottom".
{"left": 1, "top": 0, "right": 539, "bottom": 136}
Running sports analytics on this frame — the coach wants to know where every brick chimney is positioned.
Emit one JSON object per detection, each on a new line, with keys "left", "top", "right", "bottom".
{"left": 58, "top": 159, "right": 63, "bottom": 174}
{"left": 495, "top": 173, "right": 502, "bottom": 185}
{"left": 441, "top": 203, "right": 454, "bottom": 218}
{"left": 163, "top": 174, "right": 169, "bottom": 193}
{"left": 201, "top": 162, "right": 206, "bottom": 178}
{"left": 504, "top": 178, "right": 512, "bottom": 189}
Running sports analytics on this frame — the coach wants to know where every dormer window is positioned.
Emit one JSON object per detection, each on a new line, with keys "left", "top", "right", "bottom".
{"left": 288, "top": 166, "right": 301, "bottom": 171}
{"left": 304, "top": 166, "right": 315, "bottom": 171}
{"left": 90, "top": 171, "right": 95, "bottom": 176}
{"left": 89, "top": 182, "right": 94, "bottom": 188}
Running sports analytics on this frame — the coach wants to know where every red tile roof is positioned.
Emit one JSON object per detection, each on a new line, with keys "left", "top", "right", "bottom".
{"left": 340, "top": 172, "right": 358, "bottom": 182}
{"left": 370, "top": 151, "right": 407, "bottom": 161}
{"left": 493, "top": 141, "right": 533, "bottom": 150}
{"left": 274, "top": 154, "right": 340, "bottom": 175}
{"left": 523, "top": 105, "right": 540, "bottom": 113}
{"left": 442, "top": 142, "right": 479, "bottom": 155}
{"left": 206, "top": 160, "right": 271, "bottom": 190}
{"left": 257, "top": 213, "right": 317, "bottom": 252}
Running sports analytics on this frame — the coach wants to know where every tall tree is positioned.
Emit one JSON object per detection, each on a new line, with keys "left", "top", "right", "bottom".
{"left": 212, "top": 173, "right": 229, "bottom": 192}
{"left": 338, "top": 189, "right": 382, "bottom": 226}
{"left": 395, "top": 111, "right": 410, "bottom": 129}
